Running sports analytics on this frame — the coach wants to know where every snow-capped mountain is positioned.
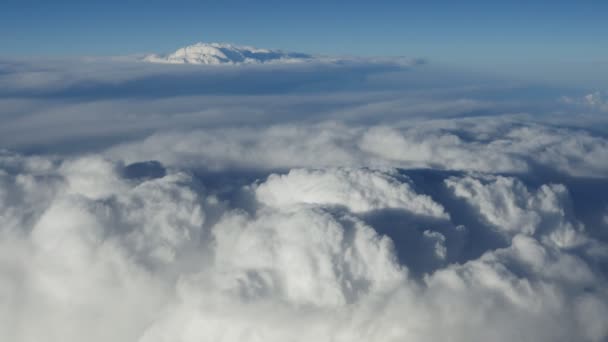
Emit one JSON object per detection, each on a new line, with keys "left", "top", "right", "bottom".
{"left": 143, "top": 42, "right": 314, "bottom": 65}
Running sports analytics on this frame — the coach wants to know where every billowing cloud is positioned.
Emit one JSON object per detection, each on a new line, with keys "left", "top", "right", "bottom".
{"left": 0, "top": 55, "right": 607, "bottom": 342}
{"left": 254, "top": 168, "right": 447, "bottom": 217}
{"left": 1, "top": 152, "right": 607, "bottom": 342}
{"left": 562, "top": 91, "right": 608, "bottom": 112}
{"left": 104, "top": 118, "right": 608, "bottom": 178}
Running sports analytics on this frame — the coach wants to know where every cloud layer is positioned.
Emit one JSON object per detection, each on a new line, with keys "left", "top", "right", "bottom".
{"left": 0, "top": 56, "right": 607, "bottom": 341}
{"left": 1, "top": 152, "right": 607, "bottom": 342}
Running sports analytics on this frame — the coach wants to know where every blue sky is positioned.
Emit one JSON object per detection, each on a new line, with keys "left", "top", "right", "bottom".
{"left": 1, "top": 1, "right": 606, "bottom": 73}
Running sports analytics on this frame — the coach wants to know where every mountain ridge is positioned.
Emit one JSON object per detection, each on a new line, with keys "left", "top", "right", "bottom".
{"left": 143, "top": 42, "right": 314, "bottom": 65}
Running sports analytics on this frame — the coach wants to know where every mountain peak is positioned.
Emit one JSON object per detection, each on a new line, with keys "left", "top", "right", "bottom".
{"left": 143, "top": 42, "right": 313, "bottom": 65}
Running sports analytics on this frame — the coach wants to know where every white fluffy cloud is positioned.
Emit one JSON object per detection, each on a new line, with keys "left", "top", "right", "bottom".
{"left": 445, "top": 175, "right": 589, "bottom": 247}
{"left": 104, "top": 118, "right": 608, "bottom": 178}
{"left": 1, "top": 57, "right": 608, "bottom": 342}
{"left": 1, "top": 151, "right": 607, "bottom": 342}
{"left": 562, "top": 91, "right": 608, "bottom": 112}
{"left": 254, "top": 168, "right": 447, "bottom": 217}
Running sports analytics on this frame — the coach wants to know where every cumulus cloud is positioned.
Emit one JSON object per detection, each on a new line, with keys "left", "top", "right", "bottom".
{"left": 445, "top": 175, "right": 587, "bottom": 245}
{"left": 1, "top": 152, "right": 607, "bottom": 342}
{"left": 1, "top": 55, "right": 608, "bottom": 341}
{"left": 254, "top": 168, "right": 447, "bottom": 217}
{"left": 562, "top": 91, "right": 608, "bottom": 112}
{"left": 103, "top": 117, "right": 608, "bottom": 178}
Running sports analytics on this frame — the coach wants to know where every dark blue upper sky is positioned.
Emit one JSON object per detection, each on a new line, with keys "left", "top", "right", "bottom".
{"left": 1, "top": 0, "right": 606, "bottom": 72}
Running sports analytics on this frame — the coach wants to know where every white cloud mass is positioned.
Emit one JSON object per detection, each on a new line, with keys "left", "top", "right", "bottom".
{"left": 0, "top": 55, "right": 607, "bottom": 341}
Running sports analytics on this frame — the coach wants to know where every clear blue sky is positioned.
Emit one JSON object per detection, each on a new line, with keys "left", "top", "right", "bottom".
{"left": 1, "top": 0, "right": 606, "bottom": 71}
